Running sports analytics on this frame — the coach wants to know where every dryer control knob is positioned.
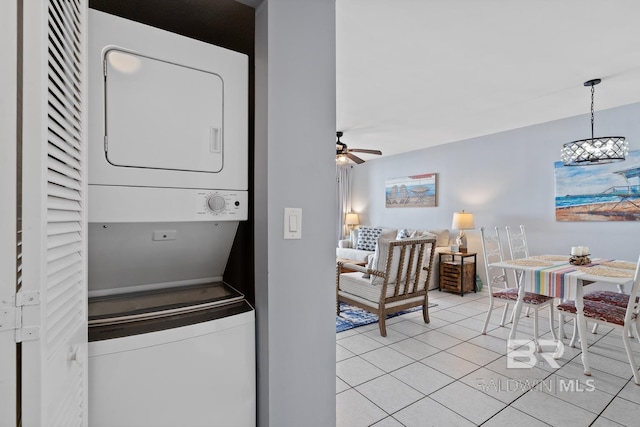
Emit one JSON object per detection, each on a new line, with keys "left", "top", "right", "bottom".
{"left": 206, "top": 195, "right": 226, "bottom": 213}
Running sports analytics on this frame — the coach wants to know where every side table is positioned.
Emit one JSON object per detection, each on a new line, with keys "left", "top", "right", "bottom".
{"left": 438, "top": 252, "right": 477, "bottom": 296}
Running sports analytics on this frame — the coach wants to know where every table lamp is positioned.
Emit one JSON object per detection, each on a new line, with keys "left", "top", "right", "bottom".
{"left": 451, "top": 210, "right": 475, "bottom": 253}
{"left": 345, "top": 213, "right": 359, "bottom": 235}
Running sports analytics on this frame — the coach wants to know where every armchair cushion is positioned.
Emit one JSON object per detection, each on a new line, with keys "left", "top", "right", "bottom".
{"left": 340, "top": 272, "right": 413, "bottom": 303}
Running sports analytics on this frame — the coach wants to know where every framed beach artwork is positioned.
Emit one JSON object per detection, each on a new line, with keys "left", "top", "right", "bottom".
{"left": 555, "top": 150, "right": 640, "bottom": 221}
{"left": 385, "top": 173, "right": 437, "bottom": 208}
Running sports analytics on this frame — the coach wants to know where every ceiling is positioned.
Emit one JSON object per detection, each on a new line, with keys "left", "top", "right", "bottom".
{"left": 336, "top": 0, "right": 640, "bottom": 161}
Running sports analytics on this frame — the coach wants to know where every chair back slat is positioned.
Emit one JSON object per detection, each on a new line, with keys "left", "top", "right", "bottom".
{"left": 505, "top": 225, "right": 528, "bottom": 285}
{"left": 409, "top": 243, "right": 426, "bottom": 294}
{"left": 392, "top": 244, "right": 407, "bottom": 298}
{"left": 505, "top": 225, "right": 529, "bottom": 259}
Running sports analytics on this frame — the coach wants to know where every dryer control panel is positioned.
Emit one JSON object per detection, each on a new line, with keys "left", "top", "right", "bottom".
{"left": 196, "top": 191, "right": 245, "bottom": 218}
{"left": 89, "top": 186, "right": 248, "bottom": 223}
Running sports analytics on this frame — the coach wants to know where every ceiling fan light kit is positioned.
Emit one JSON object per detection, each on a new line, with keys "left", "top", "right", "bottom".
{"left": 336, "top": 154, "right": 350, "bottom": 164}
{"left": 336, "top": 131, "right": 382, "bottom": 164}
{"left": 561, "top": 78, "right": 628, "bottom": 166}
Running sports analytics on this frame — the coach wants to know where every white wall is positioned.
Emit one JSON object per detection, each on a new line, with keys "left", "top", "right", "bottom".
{"left": 351, "top": 102, "right": 640, "bottom": 286}
{"left": 254, "top": 1, "right": 337, "bottom": 426}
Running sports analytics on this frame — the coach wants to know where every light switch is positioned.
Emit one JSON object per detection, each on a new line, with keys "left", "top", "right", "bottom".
{"left": 284, "top": 208, "right": 302, "bottom": 239}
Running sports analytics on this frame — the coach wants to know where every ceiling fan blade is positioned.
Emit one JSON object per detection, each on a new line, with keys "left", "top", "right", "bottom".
{"left": 348, "top": 149, "right": 382, "bottom": 155}
{"left": 346, "top": 153, "right": 365, "bottom": 164}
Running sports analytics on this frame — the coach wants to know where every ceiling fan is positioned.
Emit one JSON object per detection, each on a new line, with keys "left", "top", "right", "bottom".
{"left": 336, "top": 131, "right": 382, "bottom": 164}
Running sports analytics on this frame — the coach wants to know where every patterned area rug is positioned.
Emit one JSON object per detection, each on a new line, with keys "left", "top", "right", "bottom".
{"left": 336, "top": 302, "right": 437, "bottom": 333}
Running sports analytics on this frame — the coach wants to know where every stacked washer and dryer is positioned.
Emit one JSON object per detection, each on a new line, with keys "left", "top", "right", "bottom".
{"left": 86, "top": 10, "right": 254, "bottom": 427}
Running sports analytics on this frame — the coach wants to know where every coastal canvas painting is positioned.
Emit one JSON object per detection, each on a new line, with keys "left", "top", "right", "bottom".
{"left": 555, "top": 150, "right": 640, "bottom": 221}
{"left": 385, "top": 173, "right": 437, "bottom": 208}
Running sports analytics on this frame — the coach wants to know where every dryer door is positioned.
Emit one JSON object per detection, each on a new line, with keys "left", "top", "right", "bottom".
{"left": 104, "top": 49, "right": 224, "bottom": 173}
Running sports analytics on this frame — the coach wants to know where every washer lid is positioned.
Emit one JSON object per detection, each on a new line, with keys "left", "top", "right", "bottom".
{"left": 88, "top": 282, "right": 244, "bottom": 326}
{"left": 104, "top": 49, "right": 224, "bottom": 173}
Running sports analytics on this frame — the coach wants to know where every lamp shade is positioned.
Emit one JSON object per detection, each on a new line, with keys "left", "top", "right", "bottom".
{"left": 345, "top": 213, "right": 359, "bottom": 226}
{"left": 451, "top": 210, "right": 475, "bottom": 230}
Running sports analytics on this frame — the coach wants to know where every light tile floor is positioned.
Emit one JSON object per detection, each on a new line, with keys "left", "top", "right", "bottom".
{"left": 336, "top": 290, "right": 640, "bottom": 427}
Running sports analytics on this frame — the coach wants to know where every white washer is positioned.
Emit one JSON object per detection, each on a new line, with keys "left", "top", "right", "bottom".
{"left": 88, "top": 301, "right": 255, "bottom": 427}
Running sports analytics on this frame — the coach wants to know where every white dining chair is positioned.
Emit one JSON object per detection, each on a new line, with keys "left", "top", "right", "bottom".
{"left": 561, "top": 271, "right": 632, "bottom": 338}
{"left": 559, "top": 266, "right": 637, "bottom": 340}
{"left": 581, "top": 261, "right": 634, "bottom": 336}
{"left": 480, "top": 227, "right": 557, "bottom": 346}
{"left": 557, "top": 254, "right": 640, "bottom": 385}
{"left": 505, "top": 225, "right": 532, "bottom": 318}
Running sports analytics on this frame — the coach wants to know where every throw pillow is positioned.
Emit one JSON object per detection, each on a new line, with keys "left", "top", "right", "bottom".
{"left": 356, "top": 227, "right": 383, "bottom": 251}
{"left": 396, "top": 228, "right": 410, "bottom": 240}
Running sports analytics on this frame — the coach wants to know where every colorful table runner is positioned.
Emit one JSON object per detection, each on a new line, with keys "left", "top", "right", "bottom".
{"left": 527, "top": 257, "right": 613, "bottom": 300}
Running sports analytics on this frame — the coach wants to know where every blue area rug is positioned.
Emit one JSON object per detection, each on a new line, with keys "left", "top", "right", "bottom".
{"left": 336, "top": 302, "right": 437, "bottom": 333}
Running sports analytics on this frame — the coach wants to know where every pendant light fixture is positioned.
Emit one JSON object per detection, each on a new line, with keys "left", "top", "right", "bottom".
{"left": 561, "top": 78, "right": 628, "bottom": 166}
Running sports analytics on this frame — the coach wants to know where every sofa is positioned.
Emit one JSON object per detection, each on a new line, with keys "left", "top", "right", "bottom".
{"left": 336, "top": 227, "right": 452, "bottom": 290}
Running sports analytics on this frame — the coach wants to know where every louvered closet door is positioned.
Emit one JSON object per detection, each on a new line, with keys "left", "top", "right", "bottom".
{"left": 21, "top": 0, "right": 88, "bottom": 426}
{"left": 0, "top": 1, "right": 19, "bottom": 425}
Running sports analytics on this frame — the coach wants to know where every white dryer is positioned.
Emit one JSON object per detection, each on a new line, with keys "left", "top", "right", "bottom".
{"left": 88, "top": 9, "right": 248, "bottom": 224}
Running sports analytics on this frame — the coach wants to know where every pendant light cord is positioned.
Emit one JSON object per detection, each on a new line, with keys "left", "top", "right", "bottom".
{"left": 590, "top": 83, "right": 595, "bottom": 139}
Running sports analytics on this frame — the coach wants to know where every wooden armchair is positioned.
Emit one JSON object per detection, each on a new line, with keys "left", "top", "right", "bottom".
{"left": 336, "top": 237, "right": 436, "bottom": 336}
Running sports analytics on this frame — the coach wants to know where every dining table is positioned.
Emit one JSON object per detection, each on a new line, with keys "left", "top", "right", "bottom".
{"left": 488, "top": 255, "right": 636, "bottom": 377}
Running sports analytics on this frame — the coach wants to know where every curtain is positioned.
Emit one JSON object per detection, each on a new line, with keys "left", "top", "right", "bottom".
{"left": 336, "top": 164, "right": 352, "bottom": 242}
